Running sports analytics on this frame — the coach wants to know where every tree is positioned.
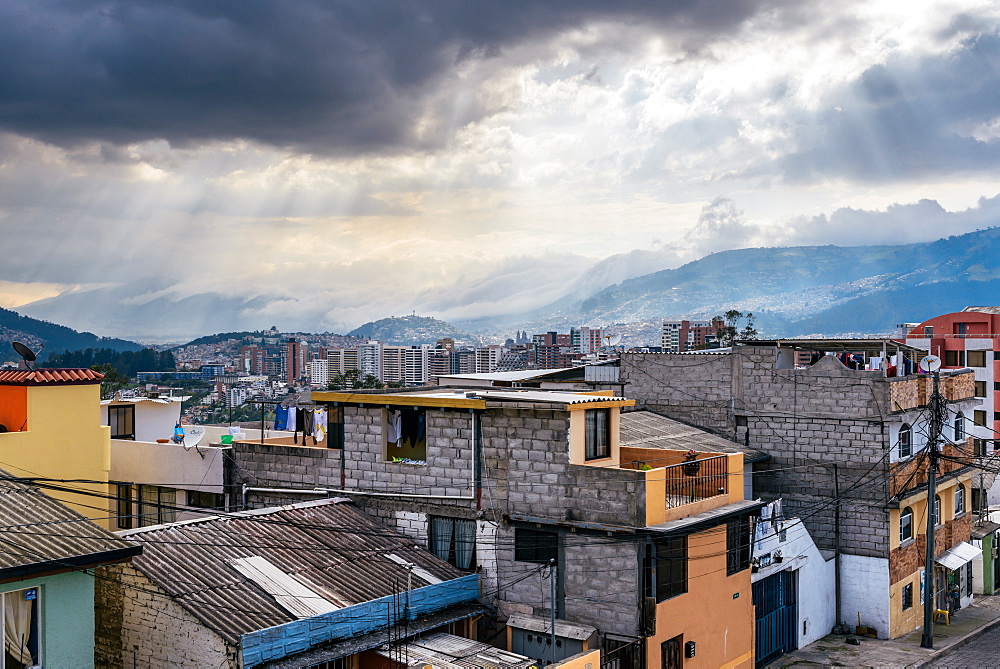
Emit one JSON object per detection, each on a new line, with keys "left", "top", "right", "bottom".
{"left": 715, "top": 310, "right": 758, "bottom": 347}
{"left": 92, "top": 363, "right": 129, "bottom": 399}
{"left": 327, "top": 369, "right": 384, "bottom": 390}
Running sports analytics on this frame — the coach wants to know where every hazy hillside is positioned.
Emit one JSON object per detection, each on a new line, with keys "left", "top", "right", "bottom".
{"left": 537, "top": 227, "right": 1000, "bottom": 338}
{"left": 348, "top": 315, "right": 475, "bottom": 345}
{"left": 0, "top": 306, "right": 141, "bottom": 360}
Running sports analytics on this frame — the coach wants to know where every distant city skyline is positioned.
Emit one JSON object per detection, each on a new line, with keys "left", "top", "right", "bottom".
{"left": 3, "top": 1, "right": 1000, "bottom": 336}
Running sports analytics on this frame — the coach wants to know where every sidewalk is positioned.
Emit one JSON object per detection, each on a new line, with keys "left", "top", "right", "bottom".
{"left": 769, "top": 596, "right": 1000, "bottom": 668}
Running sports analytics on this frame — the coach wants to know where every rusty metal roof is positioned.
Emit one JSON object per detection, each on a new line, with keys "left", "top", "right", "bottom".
{"left": 620, "top": 410, "right": 769, "bottom": 462}
{"left": 119, "top": 498, "right": 468, "bottom": 644}
{"left": 0, "top": 368, "right": 104, "bottom": 385}
{"left": 0, "top": 471, "right": 141, "bottom": 579}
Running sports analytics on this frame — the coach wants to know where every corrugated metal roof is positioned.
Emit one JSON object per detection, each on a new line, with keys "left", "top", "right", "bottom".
{"left": 962, "top": 306, "right": 1000, "bottom": 314}
{"left": 478, "top": 390, "right": 630, "bottom": 405}
{"left": 620, "top": 410, "right": 768, "bottom": 461}
{"left": 373, "top": 632, "right": 536, "bottom": 668}
{"left": 440, "top": 368, "right": 576, "bottom": 382}
{"left": 505, "top": 613, "right": 596, "bottom": 641}
{"left": 120, "top": 498, "right": 468, "bottom": 644}
{"left": 0, "top": 470, "right": 141, "bottom": 578}
{"left": 0, "top": 368, "right": 104, "bottom": 385}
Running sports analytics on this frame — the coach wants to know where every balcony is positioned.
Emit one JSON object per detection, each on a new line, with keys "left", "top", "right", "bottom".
{"left": 619, "top": 448, "right": 742, "bottom": 525}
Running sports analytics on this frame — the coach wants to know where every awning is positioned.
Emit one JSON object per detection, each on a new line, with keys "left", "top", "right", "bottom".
{"left": 935, "top": 541, "right": 981, "bottom": 571}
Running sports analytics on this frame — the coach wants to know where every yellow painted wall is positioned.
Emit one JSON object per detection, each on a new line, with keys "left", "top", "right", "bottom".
{"left": 0, "top": 383, "right": 111, "bottom": 527}
{"left": 889, "top": 570, "right": 923, "bottom": 637}
{"left": 546, "top": 649, "right": 600, "bottom": 668}
{"left": 568, "top": 407, "right": 621, "bottom": 467}
{"left": 645, "top": 527, "right": 754, "bottom": 669}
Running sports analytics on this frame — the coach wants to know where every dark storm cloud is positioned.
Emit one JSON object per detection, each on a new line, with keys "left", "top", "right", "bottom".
{"left": 0, "top": 0, "right": 786, "bottom": 154}
{"left": 779, "top": 31, "right": 1000, "bottom": 181}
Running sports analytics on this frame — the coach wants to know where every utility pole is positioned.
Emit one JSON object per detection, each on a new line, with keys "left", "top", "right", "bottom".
{"left": 921, "top": 366, "right": 943, "bottom": 649}
{"left": 549, "top": 558, "right": 557, "bottom": 661}
{"left": 833, "top": 463, "right": 842, "bottom": 631}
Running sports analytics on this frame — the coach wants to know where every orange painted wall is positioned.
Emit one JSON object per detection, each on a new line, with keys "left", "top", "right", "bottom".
{"left": 0, "top": 385, "right": 27, "bottom": 432}
{"left": 645, "top": 526, "right": 754, "bottom": 669}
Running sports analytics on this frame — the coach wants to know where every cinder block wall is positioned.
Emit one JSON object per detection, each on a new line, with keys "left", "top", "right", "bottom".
{"left": 623, "top": 347, "right": 895, "bottom": 557}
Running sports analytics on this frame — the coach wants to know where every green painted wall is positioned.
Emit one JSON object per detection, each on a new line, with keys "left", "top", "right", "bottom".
{"left": 0, "top": 571, "right": 96, "bottom": 668}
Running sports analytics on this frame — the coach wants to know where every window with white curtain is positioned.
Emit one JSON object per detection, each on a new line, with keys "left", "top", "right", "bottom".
{"left": 3, "top": 587, "right": 40, "bottom": 669}
{"left": 429, "top": 517, "right": 476, "bottom": 570}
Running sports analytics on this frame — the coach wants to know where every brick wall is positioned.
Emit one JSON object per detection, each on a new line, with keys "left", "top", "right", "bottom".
{"left": 95, "top": 564, "right": 237, "bottom": 669}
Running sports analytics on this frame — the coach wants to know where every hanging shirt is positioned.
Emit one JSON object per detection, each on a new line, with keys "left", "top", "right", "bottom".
{"left": 313, "top": 409, "right": 327, "bottom": 442}
{"left": 274, "top": 405, "right": 289, "bottom": 431}
{"left": 386, "top": 410, "right": 400, "bottom": 444}
{"left": 286, "top": 407, "right": 297, "bottom": 432}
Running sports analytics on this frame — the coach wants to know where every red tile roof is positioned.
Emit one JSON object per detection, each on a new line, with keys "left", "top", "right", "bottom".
{"left": 0, "top": 368, "right": 104, "bottom": 385}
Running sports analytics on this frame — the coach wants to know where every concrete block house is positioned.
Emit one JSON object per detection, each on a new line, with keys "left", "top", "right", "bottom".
{"left": 620, "top": 340, "right": 979, "bottom": 640}
{"left": 225, "top": 388, "right": 764, "bottom": 668}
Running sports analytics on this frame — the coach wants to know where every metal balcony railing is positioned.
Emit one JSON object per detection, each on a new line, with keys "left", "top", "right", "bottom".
{"left": 661, "top": 454, "right": 729, "bottom": 508}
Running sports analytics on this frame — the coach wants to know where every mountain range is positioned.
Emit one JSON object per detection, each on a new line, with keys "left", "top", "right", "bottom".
{"left": 12, "top": 227, "right": 1000, "bottom": 344}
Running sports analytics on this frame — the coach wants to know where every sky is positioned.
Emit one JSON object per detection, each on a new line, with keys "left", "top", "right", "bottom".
{"left": 3, "top": 0, "right": 1000, "bottom": 338}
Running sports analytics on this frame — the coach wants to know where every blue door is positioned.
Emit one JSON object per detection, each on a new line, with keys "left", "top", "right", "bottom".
{"left": 753, "top": 570, "right": 798, "bottom": 667}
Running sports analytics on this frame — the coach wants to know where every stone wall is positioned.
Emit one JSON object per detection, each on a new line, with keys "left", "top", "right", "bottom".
{"left": 95, "top": 563, "right": 237, "bottom": 669}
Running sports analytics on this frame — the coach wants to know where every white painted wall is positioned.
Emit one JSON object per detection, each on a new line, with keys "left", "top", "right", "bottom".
{"left": 100, "top": 399, "right": 181, "bottom": 443}
{"left": 111, "top": 439, "right": 226, "bottom": 493}
{"left": 839, "top": 554, "right": 890, "bottom": 638}
{"left": 752, "top": 518, "right": 836, "bottom": 647}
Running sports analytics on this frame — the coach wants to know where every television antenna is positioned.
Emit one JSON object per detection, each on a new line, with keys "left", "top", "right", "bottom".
{"left": 11, "top": 342, "right": 41, "bottom": 371}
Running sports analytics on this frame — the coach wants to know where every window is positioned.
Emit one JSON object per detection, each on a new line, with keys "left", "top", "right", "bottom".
{"left": 514, "top": 527, "right": 558, "bottom": 564}
{"left": 902, "top": 583, "right": 913, "bottom": 610}
{"left": 585, "top": 409, "right": 610, "bottom": 460}
{"left": 327, "top": 406, "right": 344, "bottom": 450}
{"left": 975, "top": 439, "right": 988, "bottom": 457}
{"left": 945, "top": 350, "right": 964, "bottom": 367}
{"left": 430, "top": 517, "right": 476, "bottom": 570}
{"left": 995, "top": 381, "right": 1000, "bottom": 392}
{"left": 924, "top": 326, "right": 934, "bottom": 336}
{"left": 900, "top": 507, "right": 913, "bottom": 543}
{"left": 975, "top": 410, "right": 988, "bottom": 427}
{"left": 956, "top": 485, "right": 966, "bottom": 516}
{"left": 727, "top": 516, "right": 751, "bottom": 575}
{"left": 898, "top": 423, "right": 912, "bottom": 459}
{"left": 956, "top": 323, "right": 967, "bottom": 336}
{"left": 138, "top": 485, "right": 177, "bottom": 527}
{"left": 386, "top": 408, "right": 426, "bottom": 463}
{"left": 186, "top": 490, "right": 224, "bottom": 509}
{"left": 2, "top": 588, "right": 40, "bottom": 668}
{"left": 646, "top": 536, "right": 687, "bottom": 602}
{"left": 107, "top": 404, "right": 135, "bottom": 440}
{"left": 955, "top": 414, "right": 966, "bottom": 442}
{"left": 976, "top": 381, "right": 988, "bottom": 398}
{"left": 968, "top": 351, "right": 987, "bottom": 367}
{"left": 934, "top": 495, "right": 942, "bottom": 526}
{"left": 973, "top": 488, "right": 985, "bottom": 514}
{"left": 116, "top": 484, "right": 133, "bottom": 530}
{"left": 735, "top": 415, "right": 748, "bottom": 427}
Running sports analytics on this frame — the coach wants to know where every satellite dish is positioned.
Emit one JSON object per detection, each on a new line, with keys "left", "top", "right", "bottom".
{"left": 919, "top": 355, "right": 941, "bottom": 372}
{"left": 12, "top": 342, "right": 37, "bottom": 370}
{"left": 182, "top": 425, "right": 206, "bottom": 449}
{"left": 604, "top": 333, "right": 623, "bottom": 347}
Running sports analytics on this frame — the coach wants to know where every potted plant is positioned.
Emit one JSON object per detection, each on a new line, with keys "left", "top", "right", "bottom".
{"left": 773, "top": 549, "right": 783, "bottom": 564}
{"left": 682, "top": 450, "right": 701, "bottom": 476}
{"left": 751, "top": 557, "right": 760, "bottom": 573}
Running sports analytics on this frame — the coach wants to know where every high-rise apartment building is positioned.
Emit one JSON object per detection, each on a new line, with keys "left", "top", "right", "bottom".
{"left": 661, "top": 319, "right": 721, "bottom": 352}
